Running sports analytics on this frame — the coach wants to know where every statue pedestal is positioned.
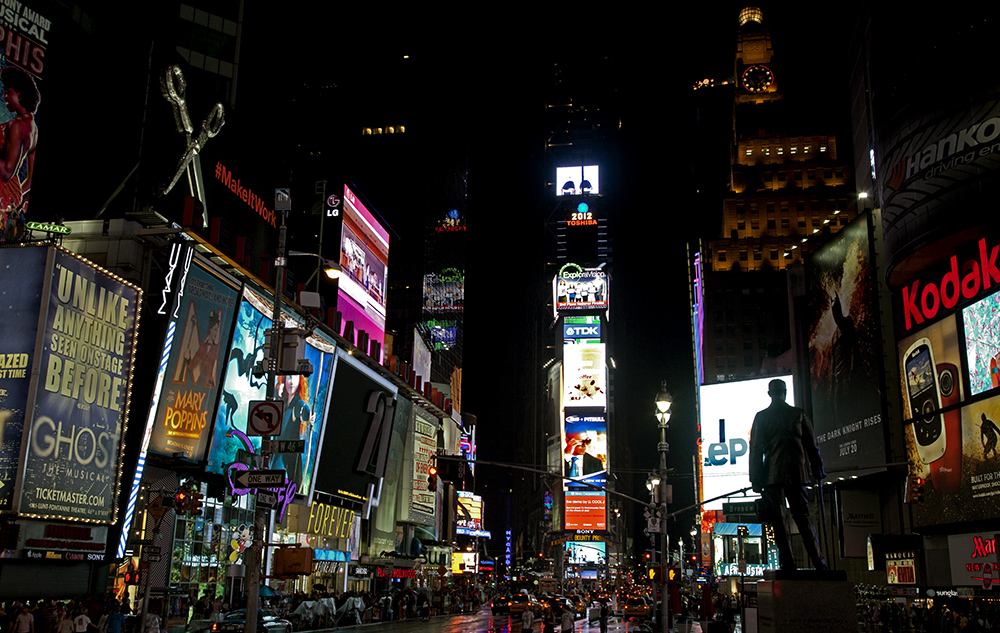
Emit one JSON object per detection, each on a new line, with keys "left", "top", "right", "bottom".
{"left": 756, "top": 570, "right": 856, "bottom": 633}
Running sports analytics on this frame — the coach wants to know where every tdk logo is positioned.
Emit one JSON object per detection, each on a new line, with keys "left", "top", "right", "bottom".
{"left": 705, "top": 438, "right": 748, "bottom": 466}
{"left": 564, "top": 324, "right": 600, "bottom": 338}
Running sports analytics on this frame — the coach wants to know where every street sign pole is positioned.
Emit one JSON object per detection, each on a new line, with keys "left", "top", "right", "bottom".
{"left": 246, "top": 193, "right": 289, "bottom": 633}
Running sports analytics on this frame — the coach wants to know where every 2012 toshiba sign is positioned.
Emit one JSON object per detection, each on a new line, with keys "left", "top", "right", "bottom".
{"left": 901, "top": 238, "right": 1000, "bottom": 331}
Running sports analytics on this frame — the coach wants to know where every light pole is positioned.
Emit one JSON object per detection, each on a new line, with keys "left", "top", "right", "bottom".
{"left": 654, "top": 383, "right": 672, "bottom": 633}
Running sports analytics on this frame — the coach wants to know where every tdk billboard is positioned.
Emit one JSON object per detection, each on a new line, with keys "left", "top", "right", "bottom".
{"left": 564, "top": 323, "right": 601, "bottom": 339}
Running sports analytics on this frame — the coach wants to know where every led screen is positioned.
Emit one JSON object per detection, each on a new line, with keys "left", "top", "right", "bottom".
{"left": 423, "top": 269, "right": 464, "bottom": 313}
{"left": 556, "top": 165, "right": 600, "bottom": 196}
{"left": 563, "top": 411, "right": 607, "bottom": 530}
{"left": 554, "top": 264, "right": 608, "bottom": 312}
{"left": 457, "top": 491, "right": 484, "bottom": 531}
{"left": 338, "top": 185, "right": 388, "bottom": 356}
{"left": 205, "top": 287, "right": 335, "bottom": 500}
{"left": 563, "top": 344, "right": 607, "bottom": 408}
{"left": 699, "top": 376, "right": 794, "bottom": 511}
{"left": 804, "top": 213, "right": 886, "bottom": 477}
{"left": 962, "top": 288, "right": 1000, "bottom": 396}
{"left": 566, "top": 540, "right": 606, "bottom": 565}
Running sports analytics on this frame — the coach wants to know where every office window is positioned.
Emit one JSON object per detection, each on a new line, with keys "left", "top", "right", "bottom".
{"left": 738, "top": 221, "right": 746, "bottom": 230}
{"left": 751, "top": 220, "right": 759, "bottom": 230}
{"left": 781, "top": 218, "right": 789, "bottom": 228}
{"left": 754, "top": 251, "right": 762, "bottom": 260}
{"left": 740, "top": 251, "right": 748, "bottom": 261}
{"left": 770, "top": 249, "right": 778, "bottom": 259}
{"left": 790, "top": 146, "right": 797, "bottom": 154}
{"left": 767, "top": 219, "right": 776, "bottom": 229}
{"left": 777, "top": 171, "right": 786, "bottom": 182}
{"left": 798, "top": 219, "right": 806, "bottom": 228}
{"left": 718, "top": 251, "right": 727, "bottom": 262}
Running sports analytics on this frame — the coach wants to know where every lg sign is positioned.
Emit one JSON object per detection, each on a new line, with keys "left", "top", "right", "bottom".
{"left": 564, "top": 324, "right": 601, "bottom": 338}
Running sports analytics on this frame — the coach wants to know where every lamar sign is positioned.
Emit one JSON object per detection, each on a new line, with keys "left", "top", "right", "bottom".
{"left": 900, "top": 237, "right": 1000, "bottom": 331}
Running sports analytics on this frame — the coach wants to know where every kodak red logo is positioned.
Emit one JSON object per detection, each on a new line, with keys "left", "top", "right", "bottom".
{"left": 902, "top": 238, "right": 1000, "bottom": 331}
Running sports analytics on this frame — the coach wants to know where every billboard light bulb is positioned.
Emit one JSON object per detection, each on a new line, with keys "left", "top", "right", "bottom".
{"left": 577, "top": 202, "right": 589, "bottom": 213}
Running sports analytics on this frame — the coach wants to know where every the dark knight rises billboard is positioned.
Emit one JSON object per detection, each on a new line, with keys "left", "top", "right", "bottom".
{"left": 804, "top": 213, "right": 887, "bottom": 478}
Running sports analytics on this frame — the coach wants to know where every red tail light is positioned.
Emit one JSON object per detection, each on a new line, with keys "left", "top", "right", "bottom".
{"left": 211, "top": 625, "right": 218, "bottom": 632}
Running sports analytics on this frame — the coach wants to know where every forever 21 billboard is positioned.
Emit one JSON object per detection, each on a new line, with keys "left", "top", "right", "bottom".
{"left": 312, "top": 351, "right": 399, "bottom": 509}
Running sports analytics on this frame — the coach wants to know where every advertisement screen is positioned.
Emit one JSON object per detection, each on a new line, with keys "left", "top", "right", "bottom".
{"left": 904, "top": 391, "right": 1000, "bottom": 526}
{"left": 206, "top": 288, "right": 336, "bottom": 500}
{"left": 556, "top": 165, "right": 600, "bottom": 196}
{"left": 563, "top": 411, "right": 607, "bottom": 530}
{"left": 338, "top": 185, "right": 388, "bottom": 351}
{"left": 452, "top": 551, "right": 478, "bottom": 574}
{"left": 149, "top": 254, "right": 239, "bottom": 461}
{"left": 805, "top": 214, "right": 886, "bottom": 477}
{"left": 563, "top": 344, "right": 607, "bottom": 408}
{"left": 312, "top": 350, "right": 398, "bottom": 505}
{"left": 897, "top": 316, "right": 965, "bottom": 501}
{"left": 0, "top": 246, "right": 47, "bottom": 511}
{"left": 0, "top": 2, "right": 49, "bottom": 243}
{"left": 554, "top": 264, "right": 608, "bottom": 312}
{"left": 20, "top": 249, "right": 140, "bottom": 522}
{"left": 699, "top": 376, "right": 794, "bottom": 511}
{"left": 456, "top": 491, "right": 484, "bottom": 532}
{"left": 409, "top": 407, "right": 436, "bottom": 523}
{"left": 565, "top": 540, "right": 606, "bottom": 565}
{"left": 423, "top": 269, "right": 464, "bottom": 313}
{"left": 962, "top": 288, "right": 1000, "bottom": 396}
{"left": 563, "top": 316, "right": 601, "bottom": 343}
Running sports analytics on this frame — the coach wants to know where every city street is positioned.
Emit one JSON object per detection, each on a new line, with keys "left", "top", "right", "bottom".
{"left": 319, "top": 608, "right": 657, "bottom": 633}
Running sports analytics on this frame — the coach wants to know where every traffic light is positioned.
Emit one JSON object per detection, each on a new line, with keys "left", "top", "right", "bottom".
{"left": 175, "top": 490, "right": 190, "bottom": 514}
{"left": 190, "top": 491, "right": 204, "bottom": 516}
{"left": 644, "top": 551, "right": 652, "bottom": 563}
{"left": 123, "top": 569, "right": 141, "bottom": 585}
{"left": 427, "top": 465, "right": 438, "bottom": 492}
{"left": 647, "top": 566, "right": 665, "bottom": 582}
{"left": 905, "top": 475, "right": 926, "bottom": 503}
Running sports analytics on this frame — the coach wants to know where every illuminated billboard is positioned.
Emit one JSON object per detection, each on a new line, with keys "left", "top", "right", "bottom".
{"left": 556, "top": 165, "right": 600, "bottom": 196}
{"left": 805, "top": 213, "right": 886, "bottom": 477}
{"left": 554, "top": 264, "right": 608, "bottom": 312}
{"left": 0, "top": 2, "right": 49, "bottom": 243}
{"left": 338, "top": 185, "right": 389, "bottom": 356}
{"left": 699, "top": 376, "right": 795, "bottom": 511}
{"left": 962, "top": 289, "right": 1000, "bottom": 396}
{"left": 205, "top": 286, "right": 335, "bottom": 500}
{"left": 563, "top": 315, "right": 601, "bottom": 344}
{"left": 423, "top": 269, "right": 464, "bottom": 313}
{"left": 565, "top": 540, "right": 606, "bottom": 565}
{"left": 19, "top": 248, "right": 141, "bottom": 523}
{"left": 563, "top": 344, "right": 607, "bottom": 408}
{"left": 452, "top": 551, "right": 478, "bottom": 574}
{"left": 148, "top": 252, "right": 240, "bottom": 461}
{"left": 563, "top": 411, "right": 607, "bottom": 531}
{"left": 409, "top": 407, "right": 437, "bottom": 524}
{"left": 456, "top": 491, "right": 486, "bottom": 535}
{"left": 0, "top": 246, "right": 49, "bottom": 511}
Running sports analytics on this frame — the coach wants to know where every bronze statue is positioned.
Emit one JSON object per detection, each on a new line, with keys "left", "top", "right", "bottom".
{"left": 749, "top": 379, "right": 827, "bottom": 570}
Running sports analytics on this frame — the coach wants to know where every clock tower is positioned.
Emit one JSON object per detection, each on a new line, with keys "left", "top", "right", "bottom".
{"left": 735, "top": 7, "right": 781, "bottom": 105}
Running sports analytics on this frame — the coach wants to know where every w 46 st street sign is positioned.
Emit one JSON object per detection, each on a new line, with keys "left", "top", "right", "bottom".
{"left": 233, "top": 469, "right": 286, "bottom": 489}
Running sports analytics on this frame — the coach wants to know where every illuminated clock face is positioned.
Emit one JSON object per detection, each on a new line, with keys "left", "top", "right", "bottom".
{"left": 741, "top": 65, "right": 774, "bottom": 93}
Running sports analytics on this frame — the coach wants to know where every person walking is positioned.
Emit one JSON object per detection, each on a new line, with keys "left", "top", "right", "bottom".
{"left": 560, "top": 605, "right": 574, "bottom": 633}
{"left": 521, "top": 605, "right": 535, "bottom": 633}
{"left": 599, "top": 602, "right": 609, "bottom": 633}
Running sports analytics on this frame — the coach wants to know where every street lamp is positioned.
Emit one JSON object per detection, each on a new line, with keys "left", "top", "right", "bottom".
{"left": 288, "top": 250, "right": 341, "bottom": 291}
{"left": 654, "top": 381, "right": 671, "bottom": 633}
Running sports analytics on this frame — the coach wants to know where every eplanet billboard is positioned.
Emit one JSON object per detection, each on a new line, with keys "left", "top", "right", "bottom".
{"left": 338, "top": 185, "right": 389, "bottom": 359}
{"left": 891, "top": 232, "right": 1000, "bottom": 525}
{"left": 804, "top": 213, "right": 886, "bottom": 478}
{"left": 18, "top": 247, "right": 141, "bottom": 523}
{"left": 0, "top": 2, "right": 50, "bottom": 243}
{"left": 699, "top": 376, "right": 794, "bottom": 511}
{"left": 553, "top": 263, "right": 608, "bottom": 313}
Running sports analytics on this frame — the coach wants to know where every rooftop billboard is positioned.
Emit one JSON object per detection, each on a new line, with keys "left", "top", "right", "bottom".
{"left": 338, "top": 185, "right": 388, "bottom": 358}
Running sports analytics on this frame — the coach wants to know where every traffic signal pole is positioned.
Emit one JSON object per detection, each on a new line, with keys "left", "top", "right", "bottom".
{"left": 245, "top": 206, "right": 286, "bottom": 633}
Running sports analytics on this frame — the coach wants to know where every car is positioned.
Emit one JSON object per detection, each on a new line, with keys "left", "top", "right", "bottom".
{"left": 508, "top": 594, "right": 538, "bottom": 614}
{"left": 623, "top": 597, "right": 651, "bottom": 619}
{"left": 491, "top": 595, "right": 510, "bottom": 615}
{"left": 211, "top": 610, "right": 291, "bottom": 633}
{"left": 569, "top": 595, "right": 588, "bottom": 618}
